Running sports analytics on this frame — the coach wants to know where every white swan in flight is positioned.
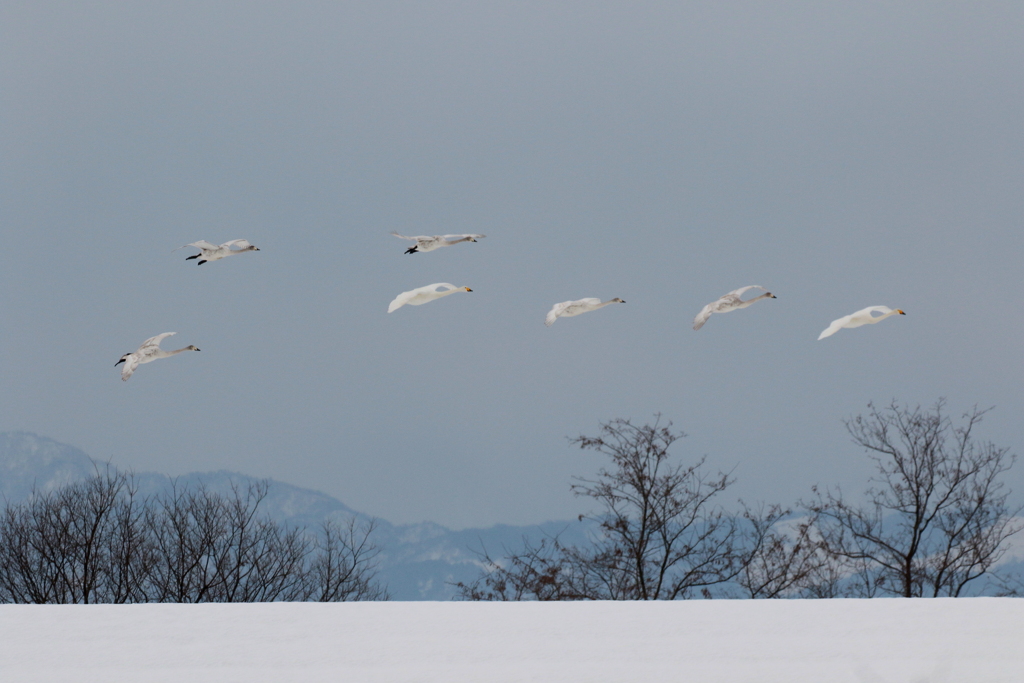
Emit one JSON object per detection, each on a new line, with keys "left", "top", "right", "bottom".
{"left": 115, "top": 332, "right": 200, "bottom": 381}
{"left": 693, "top": 286, "right": 777, "bottom": 331}
{"left": 388, "top": 283, "right": 473, "bottom": 312}
{"left": 174, "top": 239, "right": 260, "bottom": 265}
{"left": 545, "top": 298, "right": 625, "bottom": 326}
{"left": 391, "top": 232, "right": 486, "bottom": 254}
{"left": 818, "top": 306, "right": 906, "bottom": 340}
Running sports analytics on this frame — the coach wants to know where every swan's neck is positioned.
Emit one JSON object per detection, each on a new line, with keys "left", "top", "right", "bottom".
{"left": 870, "top": 310, "right": 901, "bottom": 323}
{"left": 736, "top": 292, "right": 773, "bottom": 309}
{"left": 157, "top": 347, "right": 194, "bottom": 358}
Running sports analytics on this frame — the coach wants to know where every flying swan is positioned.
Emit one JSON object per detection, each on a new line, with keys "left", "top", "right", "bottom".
{"left": 388, "top": 283, "right": 473, "bottom": 312}
{"left": 174, "top": 239, "right": 260, "bottom": 264}
{"left": 391, "top": 232, "right": 486, "bottom": 254}
{"left": 693, "top": 286, "right": 777, "bottom": 331}
{"left": 817, "top": 306, "right": 906, "bottom": 340}
{"left": 545, "top": 298, "right": 625, "bottom": 326}
{"left": 115, "top": 332, "right": 200, "bottom": 381}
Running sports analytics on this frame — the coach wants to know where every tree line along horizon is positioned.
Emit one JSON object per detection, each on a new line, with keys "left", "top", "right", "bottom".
{"left": 0, "top": 397, "right": 1019, "bottom": 603}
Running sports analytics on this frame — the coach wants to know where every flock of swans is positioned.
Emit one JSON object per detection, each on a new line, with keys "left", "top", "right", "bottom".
{"left": 114, "top": 240, "right": 262, "bottom": 381}
{"left": 116, "top": 232, "right": 906, "bottom": 380}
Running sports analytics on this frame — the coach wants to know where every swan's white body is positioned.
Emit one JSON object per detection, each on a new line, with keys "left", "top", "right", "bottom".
{"left": 115, "top": 332, "right": 200, "bottom": 381}
{"left": 391, "top": 232, "right": 485, "bottom": 254}
{"left": 693, "top": 286, "right": 777, "bottom": 331}
{"left": 545, "top": 298, "right": 625, "bottom": 326}
{"left": 817, "top": 306, "right": 906, "bottom": 340}
{"left": 175, "top": 239, "right": 260, "bottom": 264}
{"left": 388, "top": 283, "right": 473, "bottom": 312}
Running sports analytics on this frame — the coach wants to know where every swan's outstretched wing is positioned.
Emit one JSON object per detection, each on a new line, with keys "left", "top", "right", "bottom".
{"left": 565, "top": 298, "right": 602, "bottom": 316}
{"left": 120, "top": 355, "right": 141, "bottom": 381}
{"left": 387, "top": 290, "right": 416, "bottom": 313}
{"left": 139, "top": 332, "right": 176, "bottom": 350}
{"left": 441, "top": 234, "right": 486, "bottom": 240}
{"left": 173, "top": 241, "right": 218, "bottom": 253}
{"left": 391, "top": 232, "right": 423, "bottom": 241}
{"left": 546, "top": 299, "right": 594, "bottom": 325}
{"left": 693, "top": 303, "right": 715, "bottom": 330}
{"left": 859, "top": 305, "right": 893, "bottom": 317}
{"left": 424, "top": 283, "right": 458, "bottom": 292}
{"left": 545, "top": 301, "right": 572, "bottom": 326}
{"left": 817, "top": 316, "right": 851, "bottom": 340}
{"left": 221, "top": 239, "right": 253, "bottom": 250}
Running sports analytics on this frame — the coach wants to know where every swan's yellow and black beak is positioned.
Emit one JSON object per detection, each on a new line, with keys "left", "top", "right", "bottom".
{"left": 897, "top": 309, "right": 906, "bottom": 315}
{"left": 465, "top": 287, "right": 473, "bottom": 292}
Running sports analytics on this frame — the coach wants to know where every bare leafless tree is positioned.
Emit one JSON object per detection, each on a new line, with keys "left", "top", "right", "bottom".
{"left": 734, "top": 504, "right": 828, "bottom": 598}
{"left": 0, "top": 474, "right": 387, "bottom": 603}
{"left": 202, "top": 482, "right": 310, "bottom": 603}
{"left": 304, "top": 518, "right": 389, "bottom": 602}
{"left": 807, "top": 400, "right": 1023, "bottom": 597}
{"left": 453, "top": 536, "right": 588, "bottom": 601}
{"left": 146, "top": 481, "right": 231, "bottom": 602}
{"left": 458, "top": 416, "right": 744, "bottom": 600}
{"left": 0, "top": 468, "right": 152, "bottom": 604}
{"left": 147, "top": 481, "right": 388, "bottom": 602}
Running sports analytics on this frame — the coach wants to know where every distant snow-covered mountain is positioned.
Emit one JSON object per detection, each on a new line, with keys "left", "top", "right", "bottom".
{"left": 0, "top": 432, "right": 100, "bottom": 502}
{"left": 0, "top": 432, "right": 589, "bottom": 600}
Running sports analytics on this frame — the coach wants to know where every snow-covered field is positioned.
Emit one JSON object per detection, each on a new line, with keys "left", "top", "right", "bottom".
{"left": 1, "top": 599, "right": 1021, "bottom": 682}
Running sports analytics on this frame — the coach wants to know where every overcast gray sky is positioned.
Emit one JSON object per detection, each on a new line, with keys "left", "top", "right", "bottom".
{"left": 2, "top": 2, "right": 1023, "bottom": 529}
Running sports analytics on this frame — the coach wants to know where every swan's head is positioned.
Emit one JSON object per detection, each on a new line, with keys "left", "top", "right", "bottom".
{"left": 896, "top": 309, "right": 905, "bottom": 315}
{"left": 114, "top": 354, "right": 130, "bottom": 367}
{"left": 464, "top": 287, "right": 473, "bottom": 292}
{"left": 187, "top": 345, "right": 201, "bottom": 351}
{"left": 767, "top": 292, "right": 777, "bottom": 298}
{"left": 612, "top": 298, "right": 625, "bottom": 303}
{"left": 469, "top": 237, "right": 478, "bottom": 242}
{"left": 247, "top": 245, "right": 260, "bottom": 252}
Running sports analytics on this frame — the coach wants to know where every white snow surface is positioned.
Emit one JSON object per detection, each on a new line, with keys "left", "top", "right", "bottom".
{"left": 1, "top": 599, "right": 1021, "bottom": 682}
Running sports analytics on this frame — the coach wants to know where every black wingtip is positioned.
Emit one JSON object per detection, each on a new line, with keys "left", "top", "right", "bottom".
{"left": 185, "top": 254, "right": 199, "bottom": 260}
{"left": 198, "top": 260, "right": 206, "bottom": 265}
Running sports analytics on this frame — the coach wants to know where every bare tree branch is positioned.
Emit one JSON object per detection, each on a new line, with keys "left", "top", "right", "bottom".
{"left": 806, "top": 400, "right": 1023, "bottom": 597}
{"left": 458, "top": 416, "right": 744, "bottom": 600}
